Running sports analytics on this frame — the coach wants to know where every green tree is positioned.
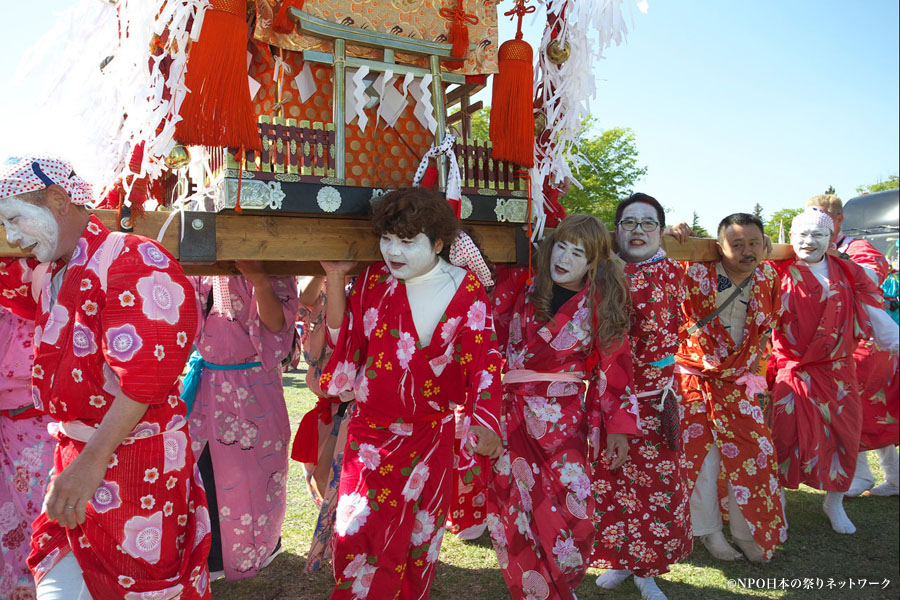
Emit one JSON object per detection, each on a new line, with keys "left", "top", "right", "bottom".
{"left": 856, "top": 174, "right": 899, "bottom": 195}
{"left": 764, "top": 207, "right": 803, "bottom": 241}
{"left": 752, "top": 203, "right": 764, "bottom": 222}
{"left": 558, "top": 123, "right": 648, "bottom": 226}
{"left": 469, "top": 106, "right": 490, "bottom": 140}
{"left": 824, "top": 185, "right": 836, "bottom": 195}
{"left": 691, "top": 212, "right": 712, "bottom": 238}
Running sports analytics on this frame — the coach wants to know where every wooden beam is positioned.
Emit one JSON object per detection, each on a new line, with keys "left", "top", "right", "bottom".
{"left": 1, "top": 210, "right": 797, "bottom": 272}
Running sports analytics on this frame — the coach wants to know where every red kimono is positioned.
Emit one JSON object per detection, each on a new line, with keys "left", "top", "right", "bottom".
{"left": 591, "top": 253, "right": 692, "bottom": 577}
{"left": 487, "top": 268, "right": 639, "bottom": 600}
{"left": 1, "top": 216, "right": 210, "bottom": 600}
{"left": 676, "top": 261, "right": 787, "bottom": 561}
{"left": 770, "top": 256, "right": 884, "bottom": 491}
{"left": 838, "top": 236, "right": 899, "bottom": 450}
{"left": 321, "top": 264, "right": 502, "bottom": 600}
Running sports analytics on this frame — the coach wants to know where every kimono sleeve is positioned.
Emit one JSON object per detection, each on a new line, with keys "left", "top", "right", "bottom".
{"left": 0, "top": 257, "right": 38, "bottom": 320}
{"left": 846, "top": 239, "right": 890, "bottom": 283}
{"left": 462, "top": 282, "right": 503, "bottom": 436}
{"left": 101, "top": 240, "right": 198, "bottom": 403}
{"left": 244, "top": 276, "right": 300, "bottom": 371}
{"left": 587, "top": 337, "right": 640, "bottom": 439}
{"left": 490, "top": 264, "right": 529, "bottom": 353}
{"left": 319, "top": 268, "right": 371, "bottom": 400}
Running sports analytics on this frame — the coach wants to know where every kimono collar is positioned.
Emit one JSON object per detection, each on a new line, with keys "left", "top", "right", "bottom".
{"left": 631, "top": 247, "right": 667, "bottom": 267}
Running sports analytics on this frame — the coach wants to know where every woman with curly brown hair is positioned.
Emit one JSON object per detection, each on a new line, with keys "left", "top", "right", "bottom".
{"left": 486, "top": 213, "right": 639, "bottom": 600}
{"left": 317, "top": 187, "right": 504, "bottom": 600}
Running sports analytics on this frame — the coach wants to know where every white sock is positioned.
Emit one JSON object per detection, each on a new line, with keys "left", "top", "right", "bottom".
{"left": 823, "top": 491, "right": 856, "bottom": 534}
{"left": 634, "top": 576, "right": 668, "bottom": 600}
{"left": 596, "top": 569, "right": 632, "bottom": 589}
{"left": 876, "top": 445, "right": 900, "bottom": 487}
{"left": 846, "top": 452, "right": 875, "bottom": 497}
{"left": 699, "top": 531, "right": 743, "bottom": 560}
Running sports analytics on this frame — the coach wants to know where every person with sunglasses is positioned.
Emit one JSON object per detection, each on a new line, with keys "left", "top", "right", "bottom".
{"left": 591, "top": 193, "right": 692, "bottom": 600}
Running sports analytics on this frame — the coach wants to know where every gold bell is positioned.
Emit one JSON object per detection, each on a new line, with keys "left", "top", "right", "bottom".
{"left": 546, "top": 39, "right": 571, "bottom": 64}
{"left": 164, "top": 145, "right": 191, "bottom": 170}
{"left": 534, "top": 112, "right": 547, "bottom": 136}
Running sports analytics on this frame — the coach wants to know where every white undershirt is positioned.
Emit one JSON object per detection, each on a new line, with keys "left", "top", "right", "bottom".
{"left": 328, "top": 258, "right": 466, "bottom": 347}
{"left": 802, "top": 258, "right": 899, "bottom": 353}
{"left": 715, "top": 262, "right": 752, "bottom": 347}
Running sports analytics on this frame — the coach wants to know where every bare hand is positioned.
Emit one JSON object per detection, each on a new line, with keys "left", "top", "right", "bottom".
{"left": 234, "top": 260, "right": 268, "bottom": 283}
{"left": 605, "top": 433, "right": 629, "bottom": 470}
{"left": 466, "top": 425, "right": 502, "bottom": 460}
{"left": 663, "top": 222, "right": 692, "bottom": 244}
{"left": 320, "top": 261, "right": 357, "bottom": 278}
{"left": 44, "top": 454, "right": 108, "bottom": 529}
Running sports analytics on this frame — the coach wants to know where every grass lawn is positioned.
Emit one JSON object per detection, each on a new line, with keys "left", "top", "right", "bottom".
{"left": 211, "top": 369, "right": 899, "bottom": 599}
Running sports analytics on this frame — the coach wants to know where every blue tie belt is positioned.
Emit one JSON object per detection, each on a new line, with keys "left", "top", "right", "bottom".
{"left": 180, "top": 350, "right": 262, "bottom": 415}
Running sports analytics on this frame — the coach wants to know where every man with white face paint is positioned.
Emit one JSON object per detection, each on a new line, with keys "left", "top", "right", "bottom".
{"left": 676, "top": 213, "right": 786, "bottom": 563}
{"left": 769, "top": 207, "right": 899, "bottom": 535}
{"left": 0, "top": 155, "right": 211, "bottom": 599}
{"left": 591, "top": 194, "right": 691, "bottom": 600}
{"left": 806, "top": 194, "right": 899, "bottom": 498}
{"left": 317, "top": 188, "right": 503, "bottom": 599}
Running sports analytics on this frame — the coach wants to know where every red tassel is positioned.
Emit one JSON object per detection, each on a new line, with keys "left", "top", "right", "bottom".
{"left": 273, "top": 0, "right": 305, "bottom": 34}
{"left": 176, "top": 0, "right": 262, "bottom": 150}
{"left": 445, "top": 20, "right": 469, "bottom": 70}
{"left": 489, "top": 37, "right": 534, "bottom": 167}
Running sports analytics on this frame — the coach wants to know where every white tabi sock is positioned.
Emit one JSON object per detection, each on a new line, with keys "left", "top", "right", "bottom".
{"left": 699, "top": 531, "right": 743, "bottom": 560}
{"left": 634, "top": 576, "right": 668, "bottom": 600}
{"left": 823, "top": 491, "right": 856, "bottom": 534}
{"left": 596, "top": 569, "right": 632, "bottom": 589}
{"left": 846, "top": 451, "right": 875, "bottom": 497}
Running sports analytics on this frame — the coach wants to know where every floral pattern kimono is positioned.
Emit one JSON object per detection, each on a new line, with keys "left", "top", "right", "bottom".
{"left": 769, "top": 256, "right": 884, "bottom": 491}
{"left": 676, "top": 261, "right": 786, "bottom": 561}
{"left": 591, "top": 253, "right": 692, "bottom": 577}
{"left": 838, "top": 237, "right": 899, "bottom": 450}
{"left": 321, "top": 264, "right": 502, "bottom": 600}
{"left": 1, "top": 306, "right": 55, "bottom": 600}
{"left": 188, "top": 275, "right": 298, "bottom": 579}
{"left": 487, "top": 268, "right": 639, "bottom": 600}
{"left": 1, "top": 216, "right": 211, "bottom": 600}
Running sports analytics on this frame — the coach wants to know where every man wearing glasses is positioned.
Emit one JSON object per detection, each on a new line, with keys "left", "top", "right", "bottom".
{"left": 592, "top": 194, "right": 692, "bottom": 600}
{"left": 675, "top": 213, "right": 787, "bottom": 564}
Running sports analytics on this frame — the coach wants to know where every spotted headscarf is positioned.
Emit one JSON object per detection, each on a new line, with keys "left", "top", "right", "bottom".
{"left": 0, "top": 154, "right": 93, "bottom": 206}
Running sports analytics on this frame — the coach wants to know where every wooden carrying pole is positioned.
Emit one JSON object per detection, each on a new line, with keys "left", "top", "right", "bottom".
{"left": 0, "top": 210, "right": 798, "bottom": 275}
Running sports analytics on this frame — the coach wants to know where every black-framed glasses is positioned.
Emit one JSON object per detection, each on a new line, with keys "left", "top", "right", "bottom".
{"left": 617, "top": 219, "right": 660, "bottom": 232}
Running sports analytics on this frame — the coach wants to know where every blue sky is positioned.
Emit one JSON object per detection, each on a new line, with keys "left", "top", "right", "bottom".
{"left": 1, "top": 1, "right": 897, "bottom": 231}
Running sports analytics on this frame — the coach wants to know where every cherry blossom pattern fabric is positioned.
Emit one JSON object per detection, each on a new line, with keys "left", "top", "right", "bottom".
{"left": 838, "top": 237, "right": 899, "bottom": 450}
{"left": 769, "top": 256, "right": 885, "bottom": 491}
{"left": 591, "top": 256, "right": 692, "bottom": 577}
{"left": 486, "top": 266, "right": 639, "bottom": 600}
{"left": 676, "top": 261, "right": 787, "bottom": 561}
{"left": 0, "top": 155, "right": 93, "bottom": 205}
{"left": 1, "top": 215, "right": 211, "bottom": 600}
{"left": 444, "top": 405, "right": 491, "bottom": 539}
{"left": 0, "top": 307, "right": 55, "bottom": 600}
{"left": 320, "top": 264, "right": 502, "bottom": 599}
{"left": 188, "top": 275, "right": 298, "bottom": 579}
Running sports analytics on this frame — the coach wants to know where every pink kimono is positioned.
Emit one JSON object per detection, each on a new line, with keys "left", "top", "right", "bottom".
{"left": 0, "top": 306, "right": 55, "bottom": 599}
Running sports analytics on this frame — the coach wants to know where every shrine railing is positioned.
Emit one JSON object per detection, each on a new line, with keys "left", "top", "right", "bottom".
{"left": 225, "top": 116, "right": 337, "bottom": 181}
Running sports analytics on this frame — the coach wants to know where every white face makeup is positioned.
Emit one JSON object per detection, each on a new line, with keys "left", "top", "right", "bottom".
{"left": 617, "top": 202, "right": 661, "bottom": 263}
{"left": 380, "top": 232, "right": 440, "bottom": 280}
{"left": 550, "top": 239, "right": 590, "bottom": 291}
{"left": 0, "top": 196, "right": 60, "bottom": 262}
{"left": 790, "top": 224, "right": 831, "bottom": 263}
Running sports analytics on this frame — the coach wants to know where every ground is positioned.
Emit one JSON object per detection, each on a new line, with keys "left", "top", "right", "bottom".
{"left": 210, "top": 369, "right": 900, "bottom": 600}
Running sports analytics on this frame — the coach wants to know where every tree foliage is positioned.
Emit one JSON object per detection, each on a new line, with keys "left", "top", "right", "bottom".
{"left": 465, "top": 111, "right": 647, "bottom": 227}
{"left": 764, "top": 207, "right": 803, "bottom": 241}
{"left": 691, "top": 212, "right": 712, "bottom": 238}
{"left": 558, "top": 123, "right": 648, "bottom": 227}
{"left": 824, "top": 185, "right": 836, "bottom": 195}
{"left": 856, "top": 174, "right": 899, "bottom": 195}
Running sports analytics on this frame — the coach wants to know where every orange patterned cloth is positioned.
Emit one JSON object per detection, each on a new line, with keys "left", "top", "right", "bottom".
{"left": 675, "top": 261, "right": 787, "bottom": 561}
{"left": 254, "top": 0, "right": 499, "bottom": 75}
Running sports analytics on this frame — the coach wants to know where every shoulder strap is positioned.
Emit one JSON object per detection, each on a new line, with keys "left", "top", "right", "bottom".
{"left": 687, "top": 273, "right": 754, "bottom": 337}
